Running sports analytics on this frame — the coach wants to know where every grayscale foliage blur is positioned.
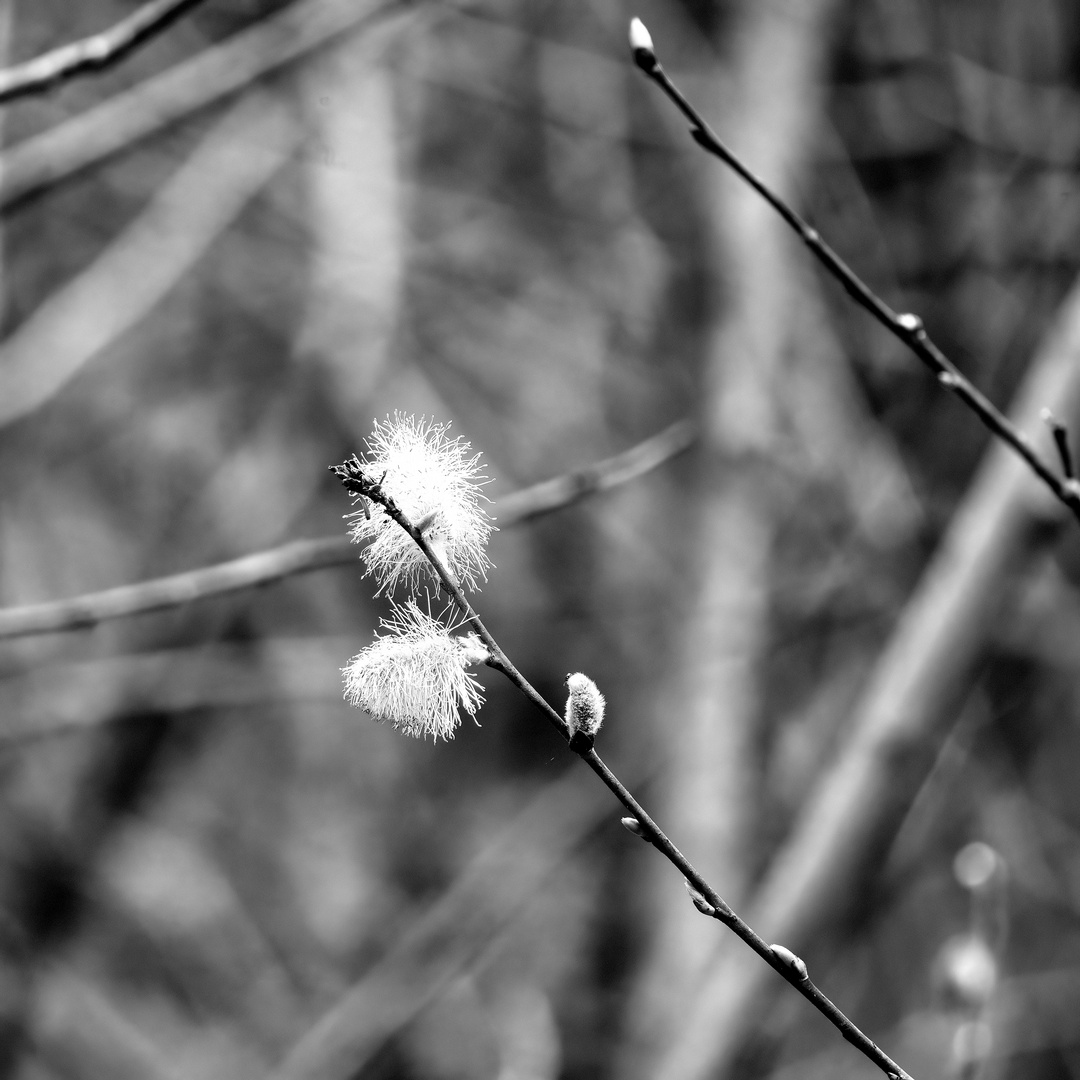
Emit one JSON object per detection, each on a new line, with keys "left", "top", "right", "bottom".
{"left": 2, "top": 2, "right": 1080, "bottom": 1080}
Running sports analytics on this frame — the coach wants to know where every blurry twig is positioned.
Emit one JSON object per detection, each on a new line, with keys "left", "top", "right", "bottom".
{"left": 32, "top": 970, "right": 193, "bottom": 1080}
{"left": 268, "top": 767, "right": 613, "bottom": 1080}
{"left": 0, "top": 0, "right": 208, "bottom": 104}
{"left": 0, "top": 0, "right": 422, "bottom": 212}
{"left": 630, "top": 20, "right": 1080, "bottom": 529}
{"left": 0, "top": 421, "right": 693, "bottom": 640}
{"left": 0, "top": 90, "right": 299, "bottom": 428}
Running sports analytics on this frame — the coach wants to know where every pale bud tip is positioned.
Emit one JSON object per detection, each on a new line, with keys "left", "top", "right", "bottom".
{"left": 629, "top": 18, "right": 657, "bottom": 71}
{"left": 620, "top": 815, "right": 645, "bottom": 837}
{"left": 629, "top": 18, "right": 653, "bottom": 52}
{"left": 770, "top": 943, "right": 809, "bottom": 980}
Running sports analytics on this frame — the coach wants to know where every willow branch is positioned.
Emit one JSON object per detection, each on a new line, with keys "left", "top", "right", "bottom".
{"left": 0, "top": 421, "right": 693, "bottom": 641}
{"left": 331, "top": 450, "right": 914, "bottom": 1080}
{"left": 0, "top": 0, "right": 209, "bottom": 104}
{"left": 630, "top": 21, "right": 1080, "bottom": 528}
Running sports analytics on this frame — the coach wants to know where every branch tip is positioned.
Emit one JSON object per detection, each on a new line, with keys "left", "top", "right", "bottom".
{"left": 629, "top": 17, "right": 658, "bottom": 74}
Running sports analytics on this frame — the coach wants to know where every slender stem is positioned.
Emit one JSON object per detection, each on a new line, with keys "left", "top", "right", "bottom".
{"left": 0, "top": 0, "right": 210, "bottom": 104}
{"left": 336, "top": 468, "right": 913, "bottom": 1080}
{"left": 633, "top": 46, "right": 1080, "bottom": 528}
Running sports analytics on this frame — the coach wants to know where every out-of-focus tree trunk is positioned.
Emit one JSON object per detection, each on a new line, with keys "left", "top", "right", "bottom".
{"left": 619, "top": 2, "right": 842, "bottom": 1076}
{"left": 297, "top": 34, "right": 403, "bottom": 433}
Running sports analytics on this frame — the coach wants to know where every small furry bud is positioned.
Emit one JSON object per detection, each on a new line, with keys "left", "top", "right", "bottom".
{"left": 565, "top": 673, "right": 605, "bottom": 742}
{"left": 621, "top": 816, "right": 645, "bottom": 837}
{"left": 629, "top": 18, "right": 657, "bottom": 72}
{"left": 770, "top": 944, "right": 808, "bottom": 981}
{"left": 896, "top": 312, "right": 923, "bottom": 334}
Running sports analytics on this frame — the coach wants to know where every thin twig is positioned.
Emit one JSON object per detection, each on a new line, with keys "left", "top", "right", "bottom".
{"left": 331, "top": 451, "right": 914, "bottom": 1080}
{"left": 629, "top": 21, "right": 1080, "bottom": 528}
{"left": 0, "top": 0, "right": 209, "bottom": 104}
{"left": 0, "top": 0, "right": 420, "bottom": 212}
{"left": 0, "top": 422, "right": 693, "bottom": 641}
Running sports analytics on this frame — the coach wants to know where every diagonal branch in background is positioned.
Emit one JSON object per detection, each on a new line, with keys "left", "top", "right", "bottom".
{"left": 266, "top": 767, "right": 613, "bottom": 1080}
{"left": 649, "top": 257, "right": 1080, "bottom": 1080}
{"left": 0, "top": 0, "right": 424, "bottom": 212}
{"left": 629, "top": 19, "right": 1080, "bottom": 529}
{"left": 0, "top": 0, "right": 208, "bottom": 104}
{"left": 0, "top": 421, "right": 693, "bottom": 640}
{"left": 0, "top": 89, "right": 300, "bottom": 428}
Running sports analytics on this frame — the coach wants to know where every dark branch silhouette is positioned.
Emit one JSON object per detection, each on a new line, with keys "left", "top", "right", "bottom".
{"left": 0, "top": 0, "right": 209, "bottom": 104}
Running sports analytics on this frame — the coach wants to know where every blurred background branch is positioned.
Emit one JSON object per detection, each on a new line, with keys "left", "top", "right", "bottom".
{"left": 0, "top": 0, "right": 209, "bottom": 104}
{"left": 0, "top": 0, "right": 422, "bottom": 211}
{"left": 0, "top": 420, "right": 692, "bottom": 640}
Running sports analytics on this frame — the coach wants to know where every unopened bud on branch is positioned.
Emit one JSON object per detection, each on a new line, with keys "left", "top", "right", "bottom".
{"left": 770, "top": 944, "right": 808, "bottom": 981}
{"left": 629, "top": 18, "right": 657, "bottom": 73}
{"left": 621, "top": 815, "right": 646, "bottom": 837}
{"left": 565, "top": 673, "right": 605, "bottom": 746}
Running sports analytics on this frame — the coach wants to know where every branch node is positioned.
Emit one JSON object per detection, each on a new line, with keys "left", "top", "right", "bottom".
{"left": 684, "top": 880, "right": 716, "bottom": 917}
{"left": 1041, "top": 407, "right": 1076, "bottom": 480}
{"left": 770, "top": 943, "right": 809, "bottom": 981}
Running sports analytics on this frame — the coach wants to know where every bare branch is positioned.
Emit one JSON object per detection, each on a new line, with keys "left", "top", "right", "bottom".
{"left": 0, "top": 0, "right": 208, "bottom": 104}
{"left": 0, "top": 90, "right": 299, "bottom": 429}
{"left": 631, "top": 20, "right": 1080, "bottom": 529}
{"left": 0, "top": 422, "right": 693, "bottom": 640}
